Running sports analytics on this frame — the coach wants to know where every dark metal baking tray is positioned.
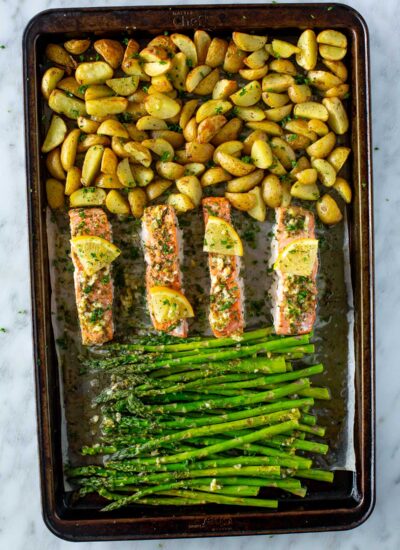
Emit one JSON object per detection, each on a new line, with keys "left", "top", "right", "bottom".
{"left": 23, "top": 3, "right": 375, "bottom": 541}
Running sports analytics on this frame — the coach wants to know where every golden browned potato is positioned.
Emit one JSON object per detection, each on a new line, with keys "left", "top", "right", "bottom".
{"left": 128, "top": 188, "right": 147, "bottom": 218}
{"left": 223, "top": 41, "right": 246, "bottom": 74}
{"left": 167, "top": 193, "right": 195, "bottom": 213}
{"left": 94, "top": 39, "right": 124, "bottom": 69}
{"left": 261, "top": 174, "right": 282, "bottom": 207}
{"left": 65, "top": 167, "right": 82, "bottom": 195}
{"left": 45, "top": 44, "right": 76, "bottom": 70}
{"left": 41, "top": 67, "right": 64, "bottom": 99}
{"left": 247, "top": 186, "right": 266, "bottom": 222}
{"left": 76, "top": 62, "right": 114, "bottom": 85}
{"left": 46, "top": 148, "right": 65, "bottom": 180}
{"left": 64, "top": 39, "right": 90, "bottom": 55}
{"left": 194, "top": 30, "right": 211, "bottom": 64}
{"left": 225, "top": 191, "right": 256, "bottom": 211}
{"left": 61, "top": 128, "right": 81, "bottom": 171}
{"left": 316, "top": 194, "right": 343, "bottom": 224}
{"left": 176, "top": 176, "right": 203, "bottom": 206}
{"left": 69, "top": 187, "right": 106, "bottom": 207}
{"left": 105, "top": 189, "right": 131, "bottom": 215}
{"left": 42, "top": 115, "right": 67, "bottom": 153}
{"left": 48, "top": 90, "right": 86, "bottom": 120}
{"left": 81, "top": 145, "right": 104, "bottom": 186}
{"left": 205, "top": 38, "right": 228, "bottom": 68}
{"left": 296, "top": 29, "right": 318, "bottom": 71}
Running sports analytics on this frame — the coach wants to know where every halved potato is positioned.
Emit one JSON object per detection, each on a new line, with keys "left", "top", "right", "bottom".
{"left": 327, "top": 146, "right": 351, "bottom": 172}
{"left": 319, "top": 44, "right": 346, "bottom": 61}
{"left": 86, "top": 97, "right": 128, "bottom": 117}
{"left": 101, "top": 148, "right": 118, "bottom": 174}
{"left": 201, "top": 167, "right": 231, "bottom": 187}
{"left": 287, "top": 84, "right": 312, "bottom": 104}
{"left": 94, "top": 39, "right": 124, "bottom": 69}
{"left": 193, "top": 68, "right": 220, "bottom": 95}
{"left": 284, "top": 119, "right": 317, "bottom": 141}
{"left": 295, "top": 168, "right": 318, "bottom": 185}
{"left": 151, "top": 74, "right": 173, "bottom": 93}
{"left": 168, "top": 52, "right": 189, "bottom": 92}
{"left": 176, "top": 175, "right": 202, "bottom": 206}
{"left": 281, "top": 180, "right": 292, "bottom": 207}
{"left": 239, "top": 66, "right": 269, "bottom": 80}
{"left": 322, "top": 97, "right": 349, "bottom": 134}
{"left": 146, "top": 178, "right": 173, "bottom": 200}
{"left": 84, "top": 84, "right": 115, "bottom": 101}
{"left": 46, "top": 148, "right": 66, "bottom": 180}
{"left": 46, "top": 178, "right": 65, "bottom": 209}
{"left": 243, "top": 130, "right": 267, "bottom": 155}
{"left": 151, "top": 130, "right": 185, "bottom": 149}
{"left": 76, "top": 61, "right": 114, "bottom": 85}
{"left": 95, "top": 173, "right": 124, "bottom": 189}
{"left": 296, "top": 29, "right": 318, "bottom": 71}
{"left": 316, "top": 194, "right": 343, "bottom": 225}
{"left": 125, "top": 124, "right": 148, "bottom": 142}
{"left": 194, "top": 30, "right": 211, "bottom": 64}
{"left": 131, "top": 165, "right": 154, "bottom": 187}
{"left": 244, "top": 48, "right": 269, "bottom": 69}
{"left": 291, "top": 181, "right": 320, "bottom": 201}
{"left": 81, "top": 145, "right": 104, "bottom": 186}
{"left": 57, "top": 76, "right": 85, "bottom": 99}
{"left": 306, "top": 131, "right": 336, "bottom": 159}
{"left": 128, "top": 188, "right": 147, "bottom": 218}
{"left": 269, "top": 59, "right": 297, "bottom": 75}
{"left": 232, "top": 32, "right": 267, "bottom": 52}
{"left": 251, "top": 140, "right": 273, "bottom": 169}
{"left": 307, "top": 70, "right": 343, "bottom": 91}
{"left": 64, "top": 39, "right": 90, "bottom": 55}
{"left": 106, "top": 189, "right": 131, "bottom": 215}
{"left": 333, "top": 176, "right": 352, "bottom": 203}
{"left": 179, "top": 99, "right": 199, "bottom": 129}
{"left": 124, "top": 142, "right": 152, "bottom": 167}
{"left": 106, "top": 76, "right": 139, "bottom": 96}
{"left": 137, "top": 116, "right": 168, "bottom": 131}
{"left": 262, "top": 91, "right": 289, "bottom": 108}
{"left": 61, "top": 128, "right": 80, "bottom": 171}
{"left": 225, "top": 191, "right": 256, "bottom": 211}
{"left": 262, "top": 73, "right": 294, "bottom": 92}
{"left": 312, "top": 158, "right": 336, "bottom": 187}
{"left": 145, "top": 93, "right": 181, "bottom": 119}
{"left": 248, "top": 186, "right": 266, "bottom": 222}
{"left": 41, "top": 67, "right": 64, "bottom": 100}
{"left": 272, "top": 39, "right": 301, "bottom": 58}
{"left": 308, "top": 119, "right": 329, "bottom": 136}
{"left": 167, "top": 193, "right": 195, "bottom": 213}
{"left": 230, "top": 80, "right": 261, "bottom": 107}
{"left": 111, "top": 136, "right": 130, "bottom": 158}
{"left": 117, "top": 158, "right": 136, "bottom": 187}
{"left": 205, "top": 38, "right": 228, "bottom": 68}
{"left": 70, "top": 186, "right": 106, "bottom": 207}
{"left": 97, "top": 119, "right": 129, "bottom": 138}
{"left": 183, "top": 118, "right": 198, "bottom": 142}
{"left": 246, "top": 120, "right": 283, "bottom": 136}
{"left": 121, "top": 39, "right": 142, "bottom": 75}
{"left": 185, "top": 142, "right": 214, "bottom": 163}
{"left": 144, "top": 60, "right": 172, "bottom": 77}
{"left": 48, "top": 89, "right": 86, "bottom": 120}
{"left": 140, "top": 46, "right": 169, "bottom": 62}
{"left": 42, "top": 115, "right": 67, "bottom": 153}
{"left": 264, "top": 104, "right": 293, "bottom": 122}
{"left": 293, "top": 101, "right": 329, "bottom": 121}
{"left": 322, "top": 59, "right": 348, "bottom": 81}
{"left": 216, "top": 152, "right": 256, "bottom": 177}
{"left": 317, "top": 30, "right": 347, "bottom": 49}
{"left": 184, "top": 163, "right": 206, "bottom": 177}
{"left": 261, "top": 174, "right": 282, "bottom": 207}
{"left": 223, "top": 41, "right": 246, "bottom": 73}
{"left": 45, "top": 44, "right": 76, "bottom": 70}
{"left": 285, "top": 133, "right": 312, "bottom": 151}
{"left": 226, "top": 169, "right": 264, "bottom": 193}
{"left": 234, "top": 106, "right": 265, "bottom": 122}
{"left": 324, "top": 83, "right": 350, "bottom": 99}
{"left": 197, "top": 115, "right": 227, "bottom": 144}
{"left": 156, "top": 161, "right": 185, "bottom": 180}
{"left": 65, "top": 166, "right": 82, "bottom": 195}
{"left": 142, "top": 138, "right": 174, "bottom": 161}
{"left": 268, "top": 156, "right": 287, "bottom": 176}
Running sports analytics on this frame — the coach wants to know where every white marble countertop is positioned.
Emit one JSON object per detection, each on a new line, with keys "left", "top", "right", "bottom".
{"left": 0, "top": 0, "right": 399, "bottom": 547}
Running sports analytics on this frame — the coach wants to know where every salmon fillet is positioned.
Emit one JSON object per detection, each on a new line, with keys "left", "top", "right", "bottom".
{"left": 202, "top": 197, "right": 245, "bottom": 339}
{"left": 142, "top": 205, "right": 188, "bottom": 337}
{"left": 69, "top": 208, "right": 114, "bottom": 345}
{"left": 271, "top": 206, "right": 318, "bottom": 335}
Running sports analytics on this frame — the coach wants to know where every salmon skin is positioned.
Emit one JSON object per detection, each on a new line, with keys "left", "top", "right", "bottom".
{"left": 202, "top": 197, "right": 245, "bottom": 339}
{"left": 271, "top": 206, "right": 318, "bottom": 335}
{"left": 69, "top": 208, "right": 114, "bottom": 346}
{"left": 142, "top": 205, "right": 188, "bottom": 337}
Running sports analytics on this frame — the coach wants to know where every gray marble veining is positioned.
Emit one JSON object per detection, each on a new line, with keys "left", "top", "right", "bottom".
{"left": 0, "top": 0, "right": 399, "bottom": 548}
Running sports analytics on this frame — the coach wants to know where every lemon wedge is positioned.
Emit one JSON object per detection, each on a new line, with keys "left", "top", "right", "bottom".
{"left": 204, "top": 215, "right": 243, "bottom": 256}
{"left": 149, "top": 286, "right": 194, "bottom": 324}
{"left": 274, "top": 238, "right": 318, "bottom": 276}
{"left": 71, "top": 236, "right": 121, "bottom": 276}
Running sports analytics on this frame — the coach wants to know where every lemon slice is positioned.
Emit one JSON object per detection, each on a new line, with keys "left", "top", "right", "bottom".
{"left": 204, "top": 215, "right": 243, "bottom": 256}
{"left": 149, "top": 286, "right": 194, "bottom": 324}
{"left": 71, "top": 236, "right": 121, "bottom": 276}
{"left": 274, "top": 238, "right": 318, "bottom": 276}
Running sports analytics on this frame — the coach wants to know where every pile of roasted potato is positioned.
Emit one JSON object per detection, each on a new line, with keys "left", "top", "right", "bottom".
{"left": 42, "top": 29, "right": 352, "bottom": 225}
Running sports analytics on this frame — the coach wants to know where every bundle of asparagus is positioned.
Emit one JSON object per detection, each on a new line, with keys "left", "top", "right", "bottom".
{"left": 69, "top": 328, "right": 333, "bottom": 511}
